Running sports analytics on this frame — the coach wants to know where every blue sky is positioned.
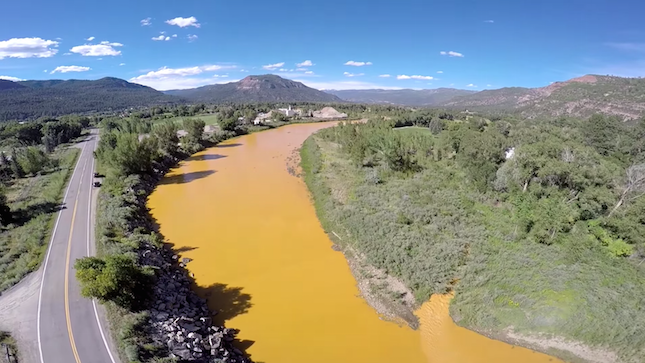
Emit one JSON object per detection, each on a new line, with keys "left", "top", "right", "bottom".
{"left": 0, "top": 0, "right": 644, "bottom": 90}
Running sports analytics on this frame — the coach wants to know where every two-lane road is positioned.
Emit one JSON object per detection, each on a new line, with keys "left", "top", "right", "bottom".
{"left": 37, "top": 130, "right": 118, "bottom": 363}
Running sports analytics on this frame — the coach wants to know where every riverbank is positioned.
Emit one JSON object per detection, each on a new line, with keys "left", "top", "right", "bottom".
{"left": 299, "top": 120, "right": 644, "bottom": 363}
{"left": 91, "top": 125, "right": 253, "bottom": 362}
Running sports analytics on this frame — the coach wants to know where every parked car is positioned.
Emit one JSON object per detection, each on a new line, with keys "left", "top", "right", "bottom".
{"left": 93, "top": 181, "right": 101, "bottom": 187}
{"left": 93, "top": 172, "right": 101, "bottom": 178}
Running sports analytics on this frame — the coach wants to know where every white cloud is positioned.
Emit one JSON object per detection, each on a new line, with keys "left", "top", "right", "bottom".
{"left": 440, "top": 51, "right": 464, "bottom": 57}
{"left": 129, "top": 64, "right": 237, "bottom": 90}
{"left": 296, "top": 68, "right": 307, "bottom": 71}
{"left": 71, "top": 41, "right": 123, "bottom": 56}
{"left": 262, "top": 62, "right": 285, "bottom": 70}
{"left": 172, "top": 34, "right": 177, "bottom": 38}
{"left": 486, "top": 84, "right": 492, "bottom": 87}
{"left": 152, "top": 35, "right": 171, "bottom": 41}
{"left": 297, "top": 79, "right": 402, "bottom": 91}
{"left": 344, "top": 72, "right": 364, "bottom": 77}
{"left": 43, "top": 70, "right": 48, "bottom": 73}
{"left": 86, "top": 36, "right": 95, "bottom": 41}
{"left": 166, "top": 16, "right": 200, "bottom": 28}
{"left": 344, "top": 60, "right": 372, "bottom": 66}
{"left": 305, "top": 70, "right": 314, "bottom": 74}
{"left": 484, "top": 20, "right": 494, "bottom": 23}
{"left": 141, "top": 17, "right": 152, "bottom": 26}
{"left": 50, "top": 65, "right": 91, "bottom": 74}
{"left": 0, "top": 37, "right": 59, "bottom": 59}
{"left": 397, "top": 75, "right": 434, "bottom": 80}
{"left": 296, "top": 60, "right": 314, "bottom": 67}
{"left": 240, "top": 69, "right": 249, "bottom": 72}
{"left": 119, "top": 63, "right": 126, "bottom": 66}
{"left": 437, "top": 70, "right": 444, "bottom": 74}
{"left": 0, "top": 75, "right": 24, "bottom": 82}
{"left": 378, "top": 74, "right": 391, "bottom": 78}
{"left": 187, "top": 34, "right": 198, "bottom": 42}
{"left": 466, "top": 83, "right": 477, "bottom": 87}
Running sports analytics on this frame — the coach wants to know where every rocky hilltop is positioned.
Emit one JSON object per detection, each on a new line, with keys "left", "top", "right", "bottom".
{"left": 165, "top": 75, "right": 343, "bottom": 103}
{"left": 441, "top": 75, "right": 645, "bottom": 119}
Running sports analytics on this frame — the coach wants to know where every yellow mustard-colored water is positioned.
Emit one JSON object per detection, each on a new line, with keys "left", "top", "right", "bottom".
{"left": 148, "top": 123, "right": 562, "bottom": 363}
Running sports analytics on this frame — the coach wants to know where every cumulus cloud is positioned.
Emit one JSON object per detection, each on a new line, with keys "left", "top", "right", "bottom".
{"left": 397, "top": 75, "right": 433, "bottom": 80}
{"left": 486, "top": 84, "right": 492, "bottom": 87}
{"left": 0, "top": 76, "right": 24, "bottom": 82}
{"left": 0, "top": 37, "right": 59, "bottom": 59}
{"left": 71, "top": 41, "right": 123, "bottom": 56}
{"left": 440, "top": 51, "right": 464, "bottom": 57}
{"left": 86, "top": 36, "right": 95, "bottom": 41}
{"left": 437, "top": 70, "right": 444, "bottom": 74}
{"left": 172, "top": 34, "right": 177, "bottom": 38}
{"left": 378, "top": 74, "right": 391, "bottom": 78}
{"left": 152, "top": 35, "right": 171, "bottom": 41}
{"left": 166, "top": 16, "right": 200, "bottom": 28}
{"left": 296, "top": 60, "right": 314, "bottom": 67}
{"left": 129, "top": 64, "right": 237, "bottom": 90}
{"left": 119, "top": 63, "right": 126, "bottom": 66}
{"left": 296, "top": 68, "right": 307, "bottom": 71}
{"left": 344, "top": 61, "right": 372, "bottom": 66}
{"left": 141, "top": 17, "right": 152, "bottom": 26}
{"left": 484, "top": 20, "right": 494, "bottom": 23}
{"left": 344, "top": 72, "right": 364, "bottom": 77}
{"left": 305, "top": 70, "right": 314, "bottom": 74}
{"left": 187, "top": 34, "right": 198, "bottom": 42}
{"left": 50, "top": 65, "right": 91, "bottom": 74}
{"left": 262, "top": 62, "right": 285, "bottom": 70}
{"left": 466, "top": 83, "right": 477, "bottom": 87}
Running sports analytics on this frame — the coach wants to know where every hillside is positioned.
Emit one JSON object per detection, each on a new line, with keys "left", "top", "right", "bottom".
{"left": 166, "top": 75, "right": 343, "bottom": 103}
{"left": 0, "top": 77, "right": 181, "bottom": 121}
{"left": 442, "top": 75, "right": 645, "bottom": 119}
{"left": 327, "top": 88, "right": 476, "bottom": 106}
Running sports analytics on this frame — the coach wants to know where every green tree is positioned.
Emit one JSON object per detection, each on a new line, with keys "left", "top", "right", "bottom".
{"left": 75, "top": 255, "right": 153, "bottom": 310}
{"left": 218, "top": 117, "right": 237, "bottom": 132}
{"left": 18, "top": 147, "right": 50, "bottom": 175}
{"left": 183, "top": 118, "right": 206, "bottom": 142}
{"left": 9, "top": 149, "right": 24, "bottom": 178}
{"left": 152, "top": 121, "right": 179, "bottom": 156}
{"left": 0, "top": 186, "right": 11, "bottom": 227}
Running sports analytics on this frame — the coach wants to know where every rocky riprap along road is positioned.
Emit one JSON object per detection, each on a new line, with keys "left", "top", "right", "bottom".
{"left": 141, "top": 244, "right": 251, "bottom": 363}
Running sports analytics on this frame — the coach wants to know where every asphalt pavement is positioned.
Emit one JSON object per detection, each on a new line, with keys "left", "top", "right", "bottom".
{"left": 36, "top": 130, "right": 119, "bottom": 363}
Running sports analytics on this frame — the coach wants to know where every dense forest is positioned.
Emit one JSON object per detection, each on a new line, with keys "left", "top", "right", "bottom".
{"left": 301, "top": 111, "right": 645, "bottom": 362}
{"left": 0, "top": 78, "right": 180, "bottom": 121}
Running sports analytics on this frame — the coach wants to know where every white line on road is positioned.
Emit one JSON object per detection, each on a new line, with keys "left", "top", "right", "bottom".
{"left": 85, "top": 137, "right": 117, "bottom": 363}
{"left": 37, "top": 139, "right": 88, "bottom": 363}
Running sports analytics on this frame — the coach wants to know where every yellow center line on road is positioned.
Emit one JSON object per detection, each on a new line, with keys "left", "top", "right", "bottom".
{"left": 64, "top": 157, "right": 87, "bottom": 363}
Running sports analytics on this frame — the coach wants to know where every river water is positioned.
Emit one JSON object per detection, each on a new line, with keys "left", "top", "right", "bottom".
{"left": 148, "top": 123, "right": 561, "bottom": 363}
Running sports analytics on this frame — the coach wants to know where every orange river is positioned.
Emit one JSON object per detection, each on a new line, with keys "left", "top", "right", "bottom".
{"left": 148, "top": 122, "right": 562, "bottom": 363}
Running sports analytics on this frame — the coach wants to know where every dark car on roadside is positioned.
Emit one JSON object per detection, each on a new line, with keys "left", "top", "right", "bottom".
{"left": 93, "top": 181, "right": 101, "bottom": 187}
{"left": 93, "top": 172, "right": 101, "bottom": 178}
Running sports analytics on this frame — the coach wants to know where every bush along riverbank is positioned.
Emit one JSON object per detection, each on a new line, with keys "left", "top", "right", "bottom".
{"left": 300, "top": 116, "right": 645, "bottom": 363}
{"left": 76, "top": 117, "right": 250, "bottom": 363}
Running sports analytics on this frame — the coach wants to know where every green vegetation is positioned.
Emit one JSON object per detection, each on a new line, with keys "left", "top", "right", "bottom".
{"left": 0, "top": 330, "right": 18, "bottom": 362}
{"left": 79, "top": 114, "right": 238, "bottom": 362}
{"left": 0, "top": 77, "right": 179, "bottom": 122}
{"left": 301, "top": 113, "right": 645, "bottom": 362}
{"left": 0, "top": 147, "right": 79, "bottom": 291}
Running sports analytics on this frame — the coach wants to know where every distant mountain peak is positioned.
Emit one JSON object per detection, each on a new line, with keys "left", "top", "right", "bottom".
{"left": 166, "top": 74, "right": 341, "bottom": 103}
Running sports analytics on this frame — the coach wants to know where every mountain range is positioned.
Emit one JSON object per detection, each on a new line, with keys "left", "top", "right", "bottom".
{"left": 1, "top": 74, "right": 645, "bottom": 122}
{"left": 326, "top": 88, "right": 476, "bottom": 106}
{"left": 165, "top": 74, "right": 342, "bottom": 103}
{"left": 0, "top": 77, "right": 179, "bottom": 121}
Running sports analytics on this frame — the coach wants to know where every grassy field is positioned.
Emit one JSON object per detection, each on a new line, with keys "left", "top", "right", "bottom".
{"left": 0, "top": 147, "right": 79, "bottom": 292}
{"left": 301, "top": 129, "right": 645, "bottom": 363}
